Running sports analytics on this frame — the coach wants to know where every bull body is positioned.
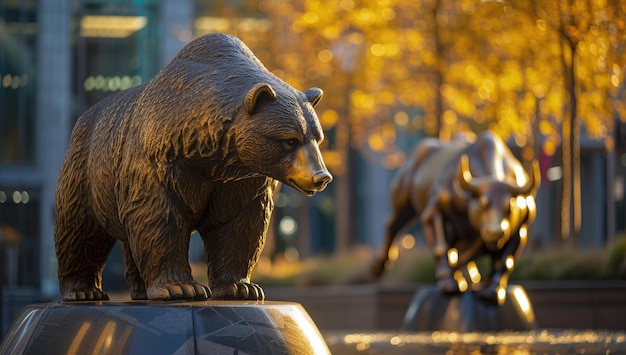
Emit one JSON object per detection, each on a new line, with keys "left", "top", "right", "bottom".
{"left": 373, "top": 131, "right": 540, "bottom": 304}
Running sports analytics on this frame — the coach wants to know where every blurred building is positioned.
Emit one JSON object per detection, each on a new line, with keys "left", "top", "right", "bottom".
{"left": 0, "top": 0, "right": 193, "bottom": 334}
{"left": 0, "top": 0, "right": 336, "bottom": 335}
{"left": 1, "top": 0, "right": 624, "bottom": 336}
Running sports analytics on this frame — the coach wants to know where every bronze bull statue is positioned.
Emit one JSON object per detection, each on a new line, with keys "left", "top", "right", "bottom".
{"left": 372, "top": 131, "right": 540, "bottom": 304}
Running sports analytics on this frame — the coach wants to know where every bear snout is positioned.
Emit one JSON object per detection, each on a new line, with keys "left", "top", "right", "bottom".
{"left": 285, "top": 142, "right": 332, "bottom": 195}
{"left": 313, "top": 170, "right": 333, "bottom": 190}
{"left": 286, "top": 169, "right": 332, "bottom": 196}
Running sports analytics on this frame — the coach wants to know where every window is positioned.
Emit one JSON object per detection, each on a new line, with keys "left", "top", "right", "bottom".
{"left": 73, "top": 1, "right": 159, "bottom": 116}
{"left": 0, "top": 2, "right": 37, "bottom": 164}
{"left": 0, "top": 188, "right": 40, "bottom": 286}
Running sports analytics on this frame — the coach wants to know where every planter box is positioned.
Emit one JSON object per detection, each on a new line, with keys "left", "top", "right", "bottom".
{"left": 265, "top": 281, "right": 626, "bottom": 331}
{"left": 523, "top": 281, "right": 626, "bottom": 330}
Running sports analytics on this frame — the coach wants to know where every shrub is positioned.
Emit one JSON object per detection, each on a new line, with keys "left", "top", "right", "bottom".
{"left": 232, "top": 236, "right": 626, "bottom": 287}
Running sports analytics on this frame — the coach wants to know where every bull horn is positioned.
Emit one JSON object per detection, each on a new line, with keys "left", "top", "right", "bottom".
{"left": 511, "top": 159, "right": 541, "bottom": 195}
{"left": 457, "top": 154, "right": 480, "bottom": 194}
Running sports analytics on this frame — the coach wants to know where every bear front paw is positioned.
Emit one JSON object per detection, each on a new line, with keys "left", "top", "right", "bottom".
{"left": 211, "top": 281, "right": 265, "bottom": 301}
{"left": 63, "top": 289, "right": 110, "bottom": 302}
{"left": 147, "top": 281, "right": 211, "bottom": 301}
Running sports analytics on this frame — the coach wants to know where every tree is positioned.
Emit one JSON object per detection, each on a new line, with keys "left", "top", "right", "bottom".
{"left": 256, "top": 0, "right": 626, "bottom": 249}
{"left": 524, "top": 0, "right": 626, "bottom": 244}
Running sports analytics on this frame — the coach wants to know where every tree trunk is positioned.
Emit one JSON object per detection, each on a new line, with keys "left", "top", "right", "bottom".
{"left": 561, "top": 37, "right": 580, "bottom": 246}
{"left": 432, "top": 0, "right": 444, "bottom": 139}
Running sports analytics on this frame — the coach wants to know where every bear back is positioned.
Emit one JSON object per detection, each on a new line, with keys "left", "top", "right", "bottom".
{"left": 134, "top": 33, "right": 305, "bottom": 178}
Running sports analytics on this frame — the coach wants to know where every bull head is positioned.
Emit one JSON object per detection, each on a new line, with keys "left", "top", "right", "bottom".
{"left": 457, "top": 154, "right": 540, "bottom": 250}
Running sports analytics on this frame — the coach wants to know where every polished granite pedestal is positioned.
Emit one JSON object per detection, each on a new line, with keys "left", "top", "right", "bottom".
{"left": 403, "top": 285, "right": 537, "bottom": 332}
{"left": 0, "top": 300, "right": 330, "bottom": 355}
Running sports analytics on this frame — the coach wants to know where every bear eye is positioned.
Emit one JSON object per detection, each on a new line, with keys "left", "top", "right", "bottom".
{"left": 282, "top": 138, "right": 300, "bottom": 151}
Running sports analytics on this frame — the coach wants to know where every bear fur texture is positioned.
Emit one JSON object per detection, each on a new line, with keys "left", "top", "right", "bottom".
{"left": 54, "top": 33, "right": 332, "bottom": 301}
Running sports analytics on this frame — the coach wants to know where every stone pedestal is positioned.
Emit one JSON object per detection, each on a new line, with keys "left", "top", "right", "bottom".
{"left": 0, "top": 301, "right": 330, "bottom": 355}
{"left": 403, "top": 285, "right": 537, "bottom": 332}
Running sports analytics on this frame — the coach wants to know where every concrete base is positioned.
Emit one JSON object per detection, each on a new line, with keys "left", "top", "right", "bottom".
{"left": 0, "top": 301, "right": 330, "bottom": 355}
{"left": 403, "top": 285, "right": 537, "bottom": 332}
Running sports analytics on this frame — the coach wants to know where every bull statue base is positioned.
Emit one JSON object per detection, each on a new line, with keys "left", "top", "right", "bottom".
{"left": 403, "top": 285, "right": 537, "bottom": 332}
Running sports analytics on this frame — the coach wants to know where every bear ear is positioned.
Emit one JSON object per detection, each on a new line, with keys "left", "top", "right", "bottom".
{"left": 245, "top": 83, "right": 277, "bottom": 115}
{"left": 304, "top": 87, "right": 323, "bottom": 108}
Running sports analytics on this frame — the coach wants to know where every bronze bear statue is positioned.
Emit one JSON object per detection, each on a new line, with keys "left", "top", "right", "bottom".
{"left": 54, "top": 33, "right": 332, "bottom": 301}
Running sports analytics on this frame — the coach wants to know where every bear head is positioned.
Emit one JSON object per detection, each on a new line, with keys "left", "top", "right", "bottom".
{"left": 136, "top": 33, "right": 333, "bottom": 195}
{"left": 234, "top": 83, "right": 332, "bottom": 196}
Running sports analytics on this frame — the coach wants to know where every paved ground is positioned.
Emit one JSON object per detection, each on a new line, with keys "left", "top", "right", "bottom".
{"left": 324, "top": 329, "right": 626, "bottom": 354}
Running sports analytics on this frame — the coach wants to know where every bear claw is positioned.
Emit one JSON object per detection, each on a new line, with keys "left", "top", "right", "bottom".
{"left": 147, "top": 282, "right": 211, "bottom": 301}
{"left": 211, "top": 281, "right": 265, "bottom": 301}
{"left": 63, "top": 289, "right": 110, "bottom": 302}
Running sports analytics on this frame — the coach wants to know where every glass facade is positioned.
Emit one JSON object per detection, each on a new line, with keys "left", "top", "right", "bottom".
{"left": 0, "top": 1, "right": 40, "bottom": 295}
{"left": 0, "top": 188, "right": 40, "bottom": 286}
{"left": 1, "top": 0, "right": 616, "bottom": 317}
{"left": 73, "top": 0, "right": 159, "bottom": 115}
{"left": 0, "top": 1, "right": 37, "bottom": 164}
{"left": 0, "top": 0, "right": 162, "bottom": 294}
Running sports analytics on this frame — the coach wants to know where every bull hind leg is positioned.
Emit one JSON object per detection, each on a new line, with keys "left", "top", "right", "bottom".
{"left": 371, "top": 168, "right": 421, "bottom": 279}
{"left": 372, "top": 205, "right": 418, "bottom": 278}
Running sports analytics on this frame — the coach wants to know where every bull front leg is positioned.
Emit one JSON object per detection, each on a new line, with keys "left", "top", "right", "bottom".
{"left": 478, "top": 223, "right": 528, "bottom": 305}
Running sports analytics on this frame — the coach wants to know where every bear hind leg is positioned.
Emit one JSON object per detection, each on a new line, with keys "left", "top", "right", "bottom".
{"left": 55, "top": 226, "right": 116, "bottom": 301}
{"left": 121, "top": 241, "right": 147, "bottom": 300}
